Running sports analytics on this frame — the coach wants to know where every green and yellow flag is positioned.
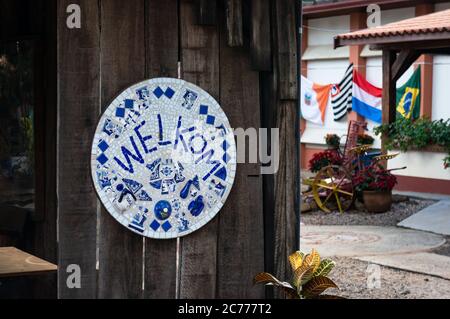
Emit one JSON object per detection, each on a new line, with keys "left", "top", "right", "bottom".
{"left": 396, "top": 66, "right": 421, "bottom": 120}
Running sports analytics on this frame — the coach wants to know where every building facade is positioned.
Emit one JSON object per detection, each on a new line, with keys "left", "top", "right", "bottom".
{"left": 301, "top": 0, "right": 450, "bottom": 195}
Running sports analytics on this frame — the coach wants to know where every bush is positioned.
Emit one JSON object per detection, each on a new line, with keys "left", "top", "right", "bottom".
{"left": 374, "top": 118, "right": 450, "bottom": 169}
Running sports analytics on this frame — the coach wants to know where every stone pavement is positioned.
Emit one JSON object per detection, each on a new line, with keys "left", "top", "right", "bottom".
{"left": 398, "top": 200, "right": 450, "bottom": 236}
{"left": 356, "top": 253, "right": 450, "bottom": 280}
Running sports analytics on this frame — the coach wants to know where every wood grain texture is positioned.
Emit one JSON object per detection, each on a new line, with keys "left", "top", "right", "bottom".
{"left": 144, "top": 0, "right": 179, "bottom": 299}
{"left": 215, "top": 4, "right": 264, "bottom": 299}
{"left": 250, "top": 0, "right": 271, "bottom": 71}
{"left": 98, "top": 0, "right": 145, "bottom": 299}
{"left": 196, "top": 0, "right": 217, "bottom": 25}
{"left": 57, "top": 0, "right": 100, "bottom": 299}
{"left": 178, "top": 0, "right": 219, "bottom": 299}
{"left": 274, "top": 0, "right": 297, "bottom": 100}
{"left": 225, "top": 0, "right": 243, "bottom": 47}
{"left": 270, "top": 0, "right": 299, "bottom": 298}
{"left": 0, "top": 247, "right": 57, "bottom": 278}
{"left": 273, "top": 101, "right": 298, "bottom": 298}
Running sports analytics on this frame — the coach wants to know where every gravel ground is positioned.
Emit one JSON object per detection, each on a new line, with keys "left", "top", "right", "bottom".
{"left": 301, "top": 198, "right": 436, "bottom": 227}
{"left": 300, "top": 195, "right": 450, "bottom": 298}
{"left": 328, "top": 257, "right": 450, "bottom": 299}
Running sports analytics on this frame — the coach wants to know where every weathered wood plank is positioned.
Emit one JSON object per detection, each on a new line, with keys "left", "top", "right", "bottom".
{"left": 179, "top": 0, "right": 219, "bottom": 299}
{"left": 98, "top": 0, "right": 145, "bottom": 299}
{"left": 273, "top": 100, "right": 298, "bottom": 297}
{"left": 250, "top": 0, "right": 271, "bottom": 71}
{"left": 215, "top": 4, "right": 264, "bottom": 299}
{"left": 225, "top": 0, "right": 243, "bottom": 47}
{"left": 57, "top": 0, "right": 100, "bottom": 299}
{"left": 196, "top": 0, "right": 217, "bottom": 25}
{"left": 274, "top": 0, "right": 297, "bottom": 100}
{"left": 269, "top": 0, "right": 299, "bottom": 298}
{"left": 144, "top": 0, "right": 179, "bottom": 299}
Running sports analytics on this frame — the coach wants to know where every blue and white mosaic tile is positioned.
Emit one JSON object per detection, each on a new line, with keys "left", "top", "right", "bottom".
{"left": 91, "top": 78, "right": 237, "bottom": 239}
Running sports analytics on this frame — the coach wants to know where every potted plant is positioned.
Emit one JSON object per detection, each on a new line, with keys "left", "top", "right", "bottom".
{"left": 357, "top": 133, "right": 374, "bottom": 146}
{"left": 353, "top": 164, "right": 398, "bottom": 213}
{"left": 325, "top": 134, "right": 341, "bottom": 150}
{"left": 308, "top": 150, "right": 343, "bottom": 173}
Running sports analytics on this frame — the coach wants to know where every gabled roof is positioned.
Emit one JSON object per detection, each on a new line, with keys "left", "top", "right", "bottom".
{"left": 334, "top": 9, "right": 450, "bottom": 48}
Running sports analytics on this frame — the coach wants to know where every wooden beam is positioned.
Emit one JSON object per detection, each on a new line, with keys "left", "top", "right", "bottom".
{"left": 336, "top": 32, "right": 450, "bottom": 49}
{"left": 391, "top": 50, "right": 422, "bottom": 82}
{"left": 416, "top": 2, "right": 434, "bottom": 119}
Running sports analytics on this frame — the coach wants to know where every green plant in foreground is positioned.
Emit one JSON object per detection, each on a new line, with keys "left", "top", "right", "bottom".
{"left": 254, "top": 249, "right": 343, "bottom": 299}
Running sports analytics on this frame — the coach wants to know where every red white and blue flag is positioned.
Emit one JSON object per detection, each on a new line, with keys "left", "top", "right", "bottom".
{"left": 352, "top": 70, "right": 383, "bottom": 123}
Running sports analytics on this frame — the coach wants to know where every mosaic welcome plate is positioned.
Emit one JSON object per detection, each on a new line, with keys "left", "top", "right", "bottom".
{"left": 91, "top": 78, "right": 236, "bottom": 239}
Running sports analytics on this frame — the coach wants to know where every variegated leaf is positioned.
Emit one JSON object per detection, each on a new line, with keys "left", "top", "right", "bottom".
{"left": 289, "top": 251, "right": 304, "bottom": 272}
{"left": 293, "top": 263, "right": 314, "bottom": 288}
{"left": 254, "top": 272, "right": 299, "bottom": 299}
{"left": 302, "top": 276, "right": 339, "bottom": 298}
{"left": 304, "top": 249, "right": 321, "bottom": 272}
{"left": 314, "top": 259, "right": 336, "bottom": 277}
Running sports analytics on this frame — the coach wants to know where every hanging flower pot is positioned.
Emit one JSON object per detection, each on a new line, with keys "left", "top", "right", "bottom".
{"left": 363, "top": 190, "right": 392, "bottom": 213}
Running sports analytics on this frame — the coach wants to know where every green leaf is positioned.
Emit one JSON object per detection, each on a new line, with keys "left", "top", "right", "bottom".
{"left": 313, "top": 259, "right": 336, "bottom": 277}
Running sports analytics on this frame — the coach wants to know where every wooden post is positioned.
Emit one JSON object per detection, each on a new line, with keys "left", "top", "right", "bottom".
{"left": 57, "top": 0, "right": 100, "bottom": 299}
{"left": 416, "top": 3, "right": 434, "bottom": 119}
{"left": 348, "top": 12, "right": 366, "bottom": 124}
{"left": 381, "top": 49, "right": 396, "bottom": 164}
{"left": 382, "top": 50, "right": 396, "bottom": 125}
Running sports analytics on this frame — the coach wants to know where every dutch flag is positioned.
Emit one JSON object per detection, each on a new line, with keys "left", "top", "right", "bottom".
{"left": 352, "top": 70, "right": 383, "bottom": 124}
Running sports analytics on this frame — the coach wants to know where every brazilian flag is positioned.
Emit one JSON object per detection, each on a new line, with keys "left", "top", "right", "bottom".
{"left": 396, "top": 66, "right": 421, "bottom": 120}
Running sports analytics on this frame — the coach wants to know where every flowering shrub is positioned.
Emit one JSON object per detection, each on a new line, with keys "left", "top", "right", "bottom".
{"left": 325, "top": 134, "right": 341, "bottom": 149}
{"left": 357, "top": 133, "right": 374, "bottom": 146}
{"left": 309, "top": 150, "right": 343, "bottom": 173}
{"left": 353, "top": 164, "right": 398, "bottom": 192}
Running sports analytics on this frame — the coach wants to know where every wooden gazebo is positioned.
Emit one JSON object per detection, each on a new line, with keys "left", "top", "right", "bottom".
{"left": 334, "top": 9, "right": 450, "bottom": 127}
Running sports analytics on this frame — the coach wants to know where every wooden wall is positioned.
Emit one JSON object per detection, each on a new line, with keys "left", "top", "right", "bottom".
{"left": 57, "top": 0, "right": 299, "bottom": 299}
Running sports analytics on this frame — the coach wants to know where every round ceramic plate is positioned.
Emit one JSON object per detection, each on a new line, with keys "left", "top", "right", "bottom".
{"left": 91, "top": 78, "right": 236, "bottom": 239}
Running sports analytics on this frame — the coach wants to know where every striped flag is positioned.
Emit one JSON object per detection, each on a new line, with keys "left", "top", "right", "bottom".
{"left": 331, "top": 64, "right": 353, "bottom": 121}
{"left": 352, "top": 70, "right": 383, "bottom": 123}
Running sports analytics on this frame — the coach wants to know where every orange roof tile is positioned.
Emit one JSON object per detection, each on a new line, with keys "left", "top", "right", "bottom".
{"left": 335, "top": 9, "right": 450, "bottom": 41}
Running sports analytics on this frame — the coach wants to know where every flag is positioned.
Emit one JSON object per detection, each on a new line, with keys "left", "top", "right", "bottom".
{"left": 331, "top": 63, "right": 353, "bottom": 121}
{"left": 300, "top": 76, "right": 332, "bottom": 125}
{"left": 352, "top": 70, "right": 383, "bottom": 123}
{"left": 397, "top": 66, "right": 421, "bottom": 120}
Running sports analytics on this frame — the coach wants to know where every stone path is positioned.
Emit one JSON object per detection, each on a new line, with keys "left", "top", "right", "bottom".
{"left": 398, "top": 200, "right": 450, "bottom": 236}
{"left": 300, "top": 225, "right": 445, "bottom": 258}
